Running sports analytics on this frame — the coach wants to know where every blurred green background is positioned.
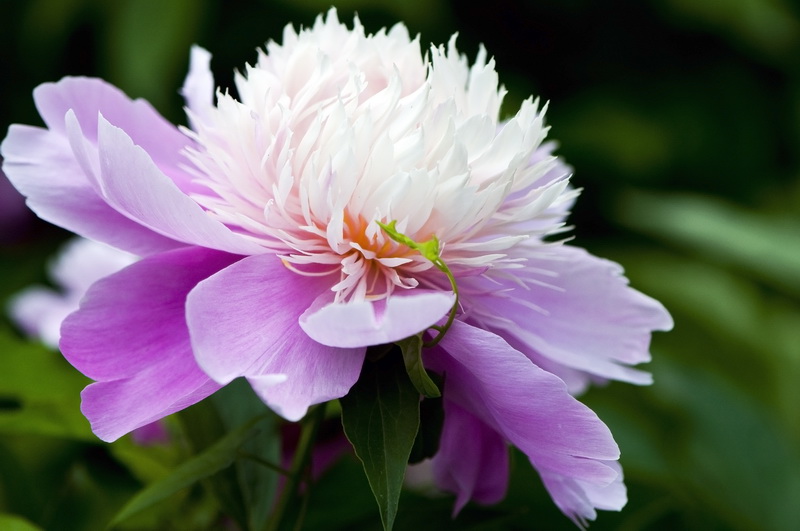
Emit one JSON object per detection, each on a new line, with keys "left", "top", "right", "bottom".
{"left": 1, "top": 0, "right": 799, "bottom": 529}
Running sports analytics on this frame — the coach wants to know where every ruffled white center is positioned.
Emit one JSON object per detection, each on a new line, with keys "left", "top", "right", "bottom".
{"left": 183, "top": 9, "right": 571, "bottom": 302}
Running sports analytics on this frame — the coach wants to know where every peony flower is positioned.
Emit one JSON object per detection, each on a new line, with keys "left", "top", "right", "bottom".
{"left": 1, "top": 9, "right": 671, "bottom": 526}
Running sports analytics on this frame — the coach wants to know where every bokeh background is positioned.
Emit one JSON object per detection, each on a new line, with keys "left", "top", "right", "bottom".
{"left": 1, "top": 0, "right": 799, "bottom": 529}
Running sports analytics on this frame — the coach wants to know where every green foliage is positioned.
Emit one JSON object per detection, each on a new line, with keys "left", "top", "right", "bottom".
{"left": 178, "top": 381, "right": 280, "bottom": 531}
{"left": 617, "top": 190, "right": 800, "bottom": 296}
{"left": 407, "top": 390, "right": 444, "bottom": 465}
{"left": 0, "top": 325, "right": 91, "bottom": 440}
{"left": 109, "top": 411, "right": 268, "bottom": 527}
{"left": 0, "top": 514, "right": 42, "bottom": 531}
{"left": 340, "top": 351, "right": 421, "bottom": 531}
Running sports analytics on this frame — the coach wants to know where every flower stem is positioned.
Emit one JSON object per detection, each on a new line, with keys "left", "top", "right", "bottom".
{"left": 237, "top": 451, "right": 292, "bottom": 476}
{"left": 422, "top": 257, "right": 458, "bottom": 348}
{"left": 264, "top": 402, "right": 327, "bottom": 531}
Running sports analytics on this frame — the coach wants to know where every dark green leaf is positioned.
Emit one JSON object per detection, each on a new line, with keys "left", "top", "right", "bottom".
{"left": 397, "top": 334, "right": 441, "bottom": 398}
{"left": 109, "top": 413, "right": 266, "bottom": 527}
{"left": 340, "top": 351, "right": 420, "bottom": 531}
{"left": 408, "top": 391, "right": 444, "bottom": 464}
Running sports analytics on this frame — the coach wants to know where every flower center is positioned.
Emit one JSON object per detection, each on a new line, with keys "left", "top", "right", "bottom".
{"left": 326, "top": 212, "right": 429, "bottom": 302}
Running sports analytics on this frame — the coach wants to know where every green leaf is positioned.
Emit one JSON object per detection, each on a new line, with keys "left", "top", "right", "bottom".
{"left": 179, "top": 394, "right": 250, "bottom": 529}
{"left": 212, "top": 380, "right": 280, "bottom": 531}
{"left": 408, "top": 392, "right": 444, "bottom": 465}
{"left": 0, "top": 325, "right": 92, "bottom": 440}
{"left": 177, "top": 383, "right": 280, "bottom": 531}
{"left": 109, "top": 413, "right": 266, "bottom": 527}
{"left": 0, "top": 514, "right": 42, "bottom": 531}
{"left": 616, "top": 190, "right": 800, "bottom": 296}
{"left": 340, "top": 350, "right": 421, "bottom": 531}
{"left": 397, "top": 334, "right": 440, "bottom": 398}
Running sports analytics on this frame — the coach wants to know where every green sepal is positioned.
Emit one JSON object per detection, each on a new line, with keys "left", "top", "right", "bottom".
{"left": 397, "top": 334, "right": 441, "bottom": 398}
{"left": 340, "top": 348, "right": 421, "bottom": 531}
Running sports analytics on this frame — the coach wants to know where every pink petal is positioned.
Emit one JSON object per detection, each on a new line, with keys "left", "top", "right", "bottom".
{"left": 90, "top": 116, "right": 264, "bottom": 255}
{"left": 181, "top": 46, "right": 215, "bottom": 128}
{"left": 470, "top": 245, "right": 673, "bottom": 388}
{"left": 82, "top": 369, "right": 220, "bottom": 443}
{"left": 7, "top": 286, "right": 72, "bottom": 348}
{"left": 186, "top": 254, "right": 366, "bottom": 421}
{"left": 431, "top": 401, "right": 509, "bottom": 515}
{"left": 60, "top": 247, "right": 238, "bottom": 441}
{"left": 426, "top": 320, "right": 623, "bottom": 523}
{"left": 1, "top": 124, "right": 180, "bottom": 255}
{"left": 508, "top": 141, "right": 576, "bottom": 231}
{"left": 299, "top": 289, "right": 456, "bottom": 348}
{"left": 540, "top": 461, "right": 627, "bottom": 528}
{"left": 131, "top": 420, "right": 171, "bottom": 446}
{"left": 33, "top": 77, "right": 192, "bottom": 187}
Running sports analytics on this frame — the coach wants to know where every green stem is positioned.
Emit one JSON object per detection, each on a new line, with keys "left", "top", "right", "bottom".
{"left": 423, "top": 258, "right": 459, "bottom": 348}
{"left": 264, "top": 403, "right": 327, "bottom": 531}
{"left": 292, "top": 465, "right": 314, "bottom": 531}
{"left": 236, "top": 451, "right": 292, "bottom": 476}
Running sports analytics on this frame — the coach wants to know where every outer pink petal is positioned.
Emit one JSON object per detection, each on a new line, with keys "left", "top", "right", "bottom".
{"left": 426, "top": 320, "right": 623, "bottom": 523}
{"left": 431, "top": 401, "right": 509, "bottom": 515}
{"left": 33, "top": 76, "right": 193, "bottom": 187}
{"left": 60, "top": 247, "right": 239, "bottom": 441}
{"left": 186, "top": 254, "right": 366, "bottom": 421}
{"left": 81, "top": 367, "right": 220, "bottom": 443}
{"left": 299, "top": 290, "right": 455, "bottom": 348}
{"left": 90, "top": 116, "right": 264, "bottom": 255}
{"left": 469, "top": 245, "right": 673, "bottom": 388}
{"left": 540, "top": 461, "right": 627, "bottom": 528}
{"left": 1, "top": 124, "right": 180, "bottom": 255}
